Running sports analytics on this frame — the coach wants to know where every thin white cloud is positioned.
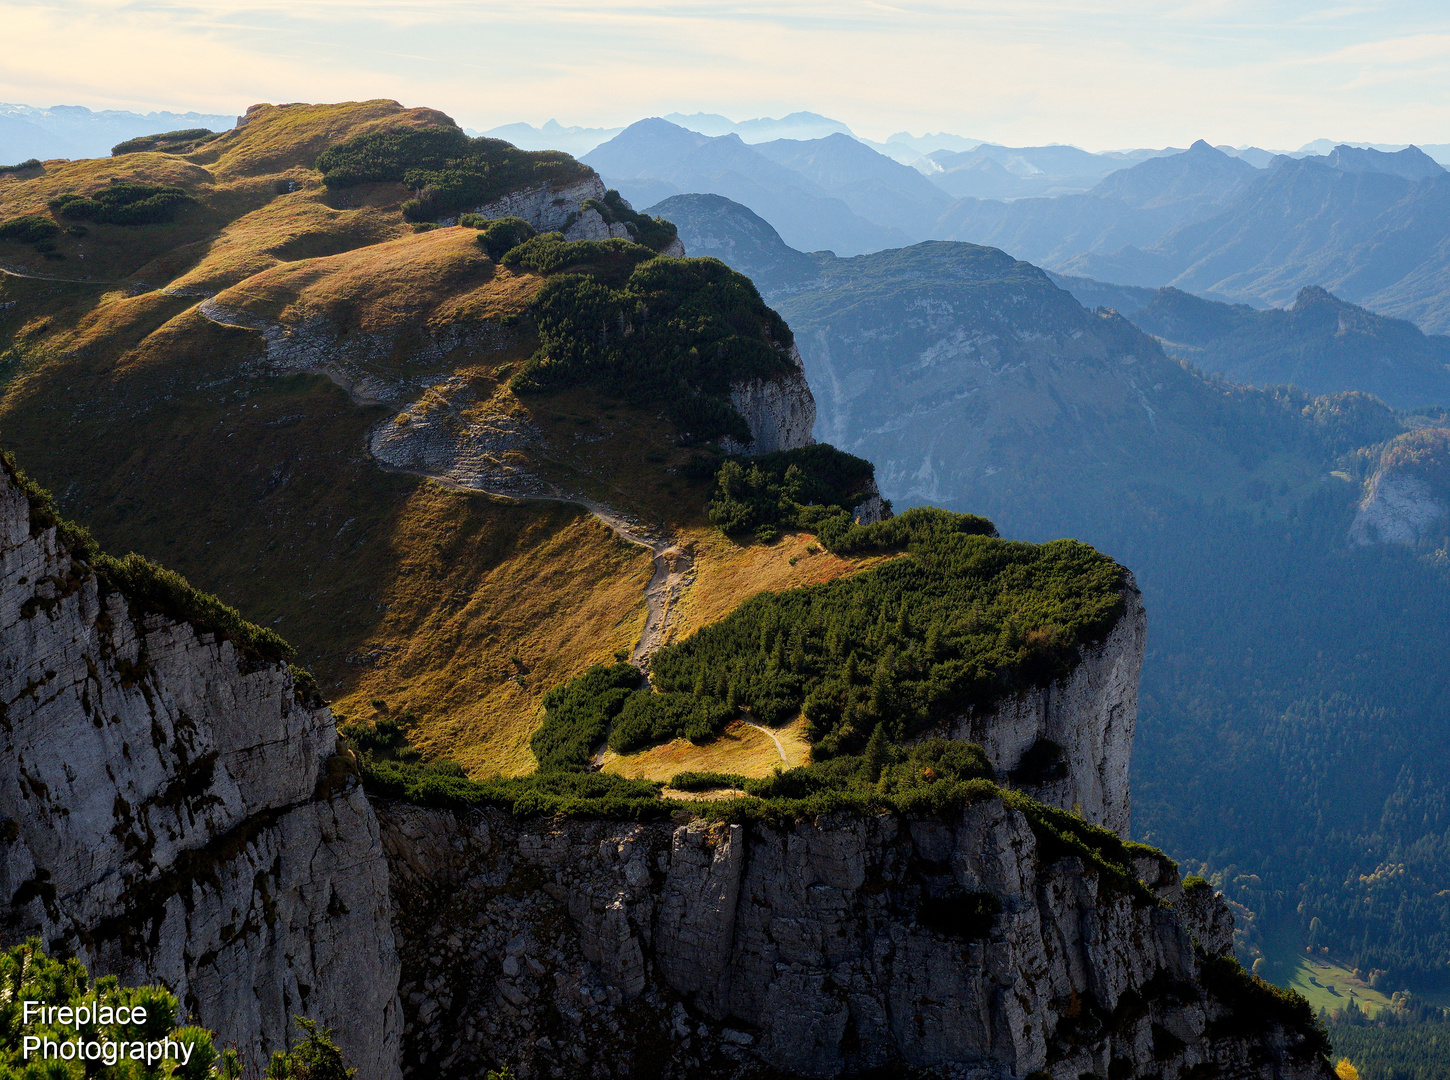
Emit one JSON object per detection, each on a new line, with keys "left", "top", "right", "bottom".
{"left": 1, "top": 0, "right": 1447, "bottom": 148}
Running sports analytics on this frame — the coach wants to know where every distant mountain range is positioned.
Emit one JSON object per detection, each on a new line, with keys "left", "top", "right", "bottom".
{"left": 0, "top": 103, "right": 238, "bottom": 163}
{"left": 1058, "top": 146, "right": 1450, "bottom": 333}
{"left": 582, "top": 118, "right": 916, "bottom": 254}
{"left": 655, "top": 191, "right": 1450, "bottom": 412}
{"left": 598, "top": 123, "right": 1450, "bottom": 332}
{"left": 920, "top": 142, "right": 1182, "bottom": 199}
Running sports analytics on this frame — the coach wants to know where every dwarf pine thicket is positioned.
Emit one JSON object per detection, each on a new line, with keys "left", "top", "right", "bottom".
{"left": 49, "top": 183, "right": 193, "bottom": 225}
{"left": 705, "top": 443, "right": 879, "bottom": 542}
{"left": 524, "top": 505, "right": 1125, "bottom": 764}
{"left": 502, "top": 237, "right": 798, "bottom": 444}
{"left": 315, "top": 125, "right": 594, "bottom": 222}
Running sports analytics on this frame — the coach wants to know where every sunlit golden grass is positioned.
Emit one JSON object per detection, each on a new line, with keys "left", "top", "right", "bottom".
{"left": 0, "top": 101, "right": 890, "bottom": 781}
{"left": 669, "top": 529, "right": 901, "bottom": 645}
{"left": 332, "top": 500, "right": 652, "bottom": 776}
{"left": 0, "top": 100, "right": 445, "bottom": 287}
{"left": 211, "top": 226, "right": 535, "bottom": 332}
{"left": 202, "top": 100, "right": 450, "bottom": 181}
{"left": 603, "top": 716, "right": 811, "bottom": 782}
{"left": 161, "top": 190, "right": 408, "bottom": 295}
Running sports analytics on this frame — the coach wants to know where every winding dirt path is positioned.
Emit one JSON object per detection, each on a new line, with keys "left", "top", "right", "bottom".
{"left": 194, "top": 297, "right": 699, "bottom": 770}
{"left": 742, "top": 719, "right": 789, "bottom": 763}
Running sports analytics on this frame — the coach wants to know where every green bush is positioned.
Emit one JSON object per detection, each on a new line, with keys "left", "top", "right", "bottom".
{"left": 529, "top": 662, "right": 642, "bottom": 771}
{"left": 707, "top": 445, "right": 879, "bottom": 538}
{"left": 461, "top": 215, "right": 537, "bottom": 260}
{"left": 800, "top": 503, "right": 997, "bottom": 556}
{"left": 265, "top": 1018, "right": 355, "bottom": 1080}
{"left": 50, "top": 182, "right": 194, "bottom": 225}
{"left": 579, "top": 189, "right": 678, "bottom": 251}
{"left": 111, "top": 129, "right": 220, "bottom": 156}
{"left": 669, "top": 770, "right": 748, "bottom": 792}
{"left": 315, "top": 125, "right": 594, "bottom": 223}
{"left": 509, "top": 250, "right": 796, "bottom": 444}
{"left": 500, "top": 233, "right": 654, "bottom": 277}
{"left": 0, "top": 158, "right": 42, "bottom": 174}
{"left": 608, "top": 691, "right": 736, "bottom": 753}
{"left": 0, "top": 214, "right": 59, "bottom": 243}
{"left": 357, "top": 756, "right": 671, "bottom": 820}
{"left": 0, "top": 937, "right": 232, "bottom": 1079}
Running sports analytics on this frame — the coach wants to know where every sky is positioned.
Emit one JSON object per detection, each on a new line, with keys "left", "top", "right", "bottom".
{"left": 3, "top": 0, "right": 1449, "bottom": 150}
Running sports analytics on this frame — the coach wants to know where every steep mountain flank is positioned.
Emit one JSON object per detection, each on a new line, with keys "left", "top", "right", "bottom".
{"left": 1350, "top": 428, "right": 1450, "bottom": 546}
{"left": 0, "top": 461, "right": 403, "bottom": 1076}
{"left": 0, "top": 458, "right": 1328, "bottom": 1080}
{"left": 0, "top": 101, "right": 818, "bottom": 775}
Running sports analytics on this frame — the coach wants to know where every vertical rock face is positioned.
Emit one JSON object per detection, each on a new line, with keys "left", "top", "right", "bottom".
{"left": 947, "top": 581, "right": 1146, "bottom": 836}
{"left": 463, "top": 176, "right": 610, "bottom": 234}
{"left": 0, "top": 470, "right": 402, "bottom": 1080}
{"left": 380, "top": 802, "right": 1330, "bottom": 1080}
{"left": 462, "top": 178, "right": 688, "bottom": 256}
{"left": 719, "top": 343, "right": 818, "bottom": 455}
{"left": 1349, "top": 468, "right": 1448, "bottom": 546}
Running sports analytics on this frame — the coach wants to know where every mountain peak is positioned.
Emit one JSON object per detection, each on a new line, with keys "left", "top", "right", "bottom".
{"left": 1323, "top": 143, "right": 1444, "bottom": 181}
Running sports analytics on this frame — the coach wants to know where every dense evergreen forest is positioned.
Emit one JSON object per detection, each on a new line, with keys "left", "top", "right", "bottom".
{"left": 1099, "top": 488, "right": 1450, "bottom": 990}
{"left": 1330, "top": 1013, "right": 1450, "bottom": 1080}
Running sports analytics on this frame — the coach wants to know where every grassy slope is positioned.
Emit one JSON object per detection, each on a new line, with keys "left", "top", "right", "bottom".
{"left": 601, "top": 715, "right": 812, "bottom": 783}
{"left": 0, "top": 100, "right": 885, "bottom": 777}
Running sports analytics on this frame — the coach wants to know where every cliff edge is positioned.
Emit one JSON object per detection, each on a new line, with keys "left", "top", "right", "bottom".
{"left": 0, "top": 463, "right": 402, "bottom": 1078}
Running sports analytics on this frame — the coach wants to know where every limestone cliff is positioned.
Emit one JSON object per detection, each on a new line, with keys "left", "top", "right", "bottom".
{"left": 462, "top": 177, "right": 687, "bottom": 256}
{"left": 0, "top": 466, "right": 402, "bottom": 1078}
{"left": 946, "top": 581, "right": 1146, "bottom": 836}
{"left": 380, "top": 800, "right": 1329, "bottom": 1080}
{"left": 719, "top": 343, "right": 818, "bottom": 456}
{"left": 1349, "top": 469, "right": 1447, "bottom": 546}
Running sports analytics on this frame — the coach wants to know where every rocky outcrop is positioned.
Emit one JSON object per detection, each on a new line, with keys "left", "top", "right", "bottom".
{"left": 380, "top": 800, "right": 1329, "bottom": 1080}
{"left": 1349, "top": 468, "right": 1448, "bottom": 546}
{"left": 0, "top": 469, "right": 402, "bottom": 1079}
{"left": 719, "top": 344, "right": 817, "bottom": 456}
{"left": 944, "top": 581, "right": 1145, "bottom": 836}
{"left": 850, "top": 478, "right": 888, "bottom": 524}
{"left": 463, "top": 176, "right": 609, "bottom": 235}
{"left": 460, "top": 178, "right": 687, "bottom": 256}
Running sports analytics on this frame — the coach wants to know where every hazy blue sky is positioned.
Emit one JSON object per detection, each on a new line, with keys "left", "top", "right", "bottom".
{"left": 4, "top": 0, "right": 1448, "bottom": 149}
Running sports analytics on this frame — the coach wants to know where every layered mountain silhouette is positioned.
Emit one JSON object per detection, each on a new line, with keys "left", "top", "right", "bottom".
{"left": 583, "top": 118, "right": 911, "bottom": 254}
{"left": 923, "top": 142, "right": 1176, "bottom": 199}
{"left": 1060, "top": 146, "right": 1450, "bottom": 332}
{"left": 934, "top": 140, "right": 1261, "bottom": 268}
{"left": 1128, "top": 285, "right": 1450, "bottom": 409}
